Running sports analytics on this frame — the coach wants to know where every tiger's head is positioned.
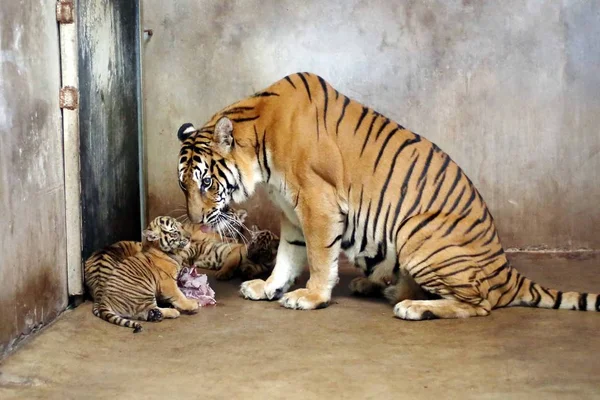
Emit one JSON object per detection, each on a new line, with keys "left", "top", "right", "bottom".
{"left": 142, "top": 216, "right": 191, "bottom": 253}
{"left": 176, "top": 116, "right": 258, "bottom": 229}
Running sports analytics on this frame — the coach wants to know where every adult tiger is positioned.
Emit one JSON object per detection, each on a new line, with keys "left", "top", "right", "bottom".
{"left": 176, "top": 72, "right": 598, "bottom": 320}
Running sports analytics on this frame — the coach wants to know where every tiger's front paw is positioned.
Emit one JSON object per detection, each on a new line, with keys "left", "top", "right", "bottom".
{"left": 240, "top": 279, "right": 268, "bottom": 300}
{"left": 240, "top": 279, "right": 284, "bottom": 301}
{"left": 279, "top": 288, "right": 330, "bottom": 310}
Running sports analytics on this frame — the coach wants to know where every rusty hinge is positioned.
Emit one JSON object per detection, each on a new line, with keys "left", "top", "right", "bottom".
{"left": 56, "top": 0, "right": 74, "bottom": 24}
{"left": 59, "top": 86, "right": 79, "bottom": 110}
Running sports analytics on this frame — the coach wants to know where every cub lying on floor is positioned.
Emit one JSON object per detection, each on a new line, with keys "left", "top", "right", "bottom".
{"left": 182, "top": 222, "right": 279, "bottom": 281}
{"left": 84, "top": 216, "right": 199, "bottom": 333}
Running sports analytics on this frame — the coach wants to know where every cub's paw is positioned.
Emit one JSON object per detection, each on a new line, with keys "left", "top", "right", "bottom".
{"left": 348, "top": 277, "right": 379, "bottom": 296}
{"left": 161, "top": 308, "right": 181, "bottom": 319}
{"left": 215, "top": 268, "right": 234, "bottom": 281}
{"left": 176, "top": 299, "right": 199, "bottom": 314}
{"left": 239, "top": 279, "right": 268, "bottom": 300}
{"left": 147, "top": 308, "right": 163, "bottom": 322}
{"left": 279, "top": 288, "right": 329, "bottom": 310}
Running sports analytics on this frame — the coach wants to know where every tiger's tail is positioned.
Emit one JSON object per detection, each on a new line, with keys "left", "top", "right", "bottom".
{"left": 93, "top": 303, "right": 143, "bottom": 333}
{"left": 506, "top": 272, "right": 599, "bottom": 311}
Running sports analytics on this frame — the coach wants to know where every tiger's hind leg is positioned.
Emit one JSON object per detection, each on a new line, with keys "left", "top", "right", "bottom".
{"left": 393, "top": 298, "right": 491, "bottom": 320}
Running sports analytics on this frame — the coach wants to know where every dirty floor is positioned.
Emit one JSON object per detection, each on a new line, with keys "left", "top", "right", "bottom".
{"left": 1, "top": 253, "right": 599, "bottom": 400}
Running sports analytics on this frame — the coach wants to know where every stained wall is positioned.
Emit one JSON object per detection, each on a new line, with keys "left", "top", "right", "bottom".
{"left": 142, "top": 0, "right": 600, "bottom": 250}
{"left": 0, "top": 1, "right": 68, "bottom": 356}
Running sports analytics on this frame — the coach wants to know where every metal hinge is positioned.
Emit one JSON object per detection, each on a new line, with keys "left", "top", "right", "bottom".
{"left": 56, "top": 0, "right": 74, "bottom": 24}
{"left": 59, "top": 86, "right": 79, "bottom": 110}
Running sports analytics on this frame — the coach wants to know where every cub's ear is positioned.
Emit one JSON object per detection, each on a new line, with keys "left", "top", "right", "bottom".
{"left": 214, "top": 117, "right": 234, "bottom": 153}
{"left": 235, "top": 208, "right": 248, "bottom": 224}
{"left": 178, "top": 123, "right": 197, "bottom": 142}
{"left": 142, "top": 229, "right": 159, "bottom": 241}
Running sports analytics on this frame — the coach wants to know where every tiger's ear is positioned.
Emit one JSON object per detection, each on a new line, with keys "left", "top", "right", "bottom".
{"left": 142, "top": 229, "right": 159, "bottom": 241}
{"left": 214, "top": 117, "right": 234, "bottom": 153}
{"left": 178, "top": 123, "right": 197, "bottom": 142}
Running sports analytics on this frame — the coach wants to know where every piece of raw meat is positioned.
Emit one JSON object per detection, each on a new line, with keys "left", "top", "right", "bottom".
{"left": 177, "top": 267, "right": 217, "bottom": 306}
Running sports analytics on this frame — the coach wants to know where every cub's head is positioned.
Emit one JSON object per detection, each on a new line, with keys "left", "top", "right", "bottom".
{"left": 247, "top": 226, "right": 280, "bottom": 265}
{"left": 142, "top": 216, "right": 191, "bottom": 253}
{"left": 177, "top": 117, "right": 255, "bottom": 229}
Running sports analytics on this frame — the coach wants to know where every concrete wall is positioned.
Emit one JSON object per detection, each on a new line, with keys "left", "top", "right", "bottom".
{"left": 78, "top": 0, "right": 142, "bottom": 259}
{"left": 142, "top": 0, "right": 600, "bottom": 250}
{"left": 0, "top": 1, "right": 68, "bottom": 356}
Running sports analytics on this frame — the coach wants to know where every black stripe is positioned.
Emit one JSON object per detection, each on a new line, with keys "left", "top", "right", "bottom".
{"left": 231, "top": 116, "right": 260, "bottom": 123}
{"left": 482, "top": 230, "right": 498, "bottom": 246}
{"left": 364, "top": 241, "right": 386, "bottom": 276}
{"left": 489, "top": 268, "right": 513, "bottom": 292}
{"left": 578, "top": 293, "right": 588, "bottom": 311}
{"left": 354, "top": 107, "right": 369, "bottom": 135}
{"left": 595, "top": 295, "right": 600, "bottom": 311}
{"left": 221, "top": 106, "right": 255, "bottom": 115}
{"left": 372, "top": 194, "right": 390, "bottom": 240}
{"left": 441, "top": 213, "right": 469, "bottom": 238}
{"left": 446, "top": 186, "right": 467, "bottom": 216}
{"left": 253, "top": 126, "right": 262, "bottom": 174}
{"left": 405, "top": 211, "right": 442, "bottom": 243}
{"left": 417, "top": 148, "right": 435, "bottom": 188}
{"left": 375, "top": 118, "right": 390, "bottom": 140}
{"left": 372, "top": 128, "right": 400, "bottom": 173}
{"left": 261, "top": 129, "right": 271, "bottom": 181}
{"left": 326, "top": 235, "right": 342, "bottom": 248}
{"left": 317, "top": 76, "right": 329, "bottom": 130}
{"left": 465, "top": 209, "right": 489, "bottom": 235}
{"left": 505, "top": 274, "right": 527, "bottom": 306}
{"left": 530, "top": 284, "right": 542, "bottom": 307}
{"left": 287, "top": 240, "right": 306, "bottom": 247}
{"left": 552, "top": 291, "right": 563, "bottom": 309}
{"left": 298, "top": 73, "right": 312, "bottom": 102}
{"left": 373, "top": 135, "right": 422, "bottom": 231}
{"left": 360, "top": 201, "right": 372, "bottom": 252}
{"left": 253, "top": 91, "right": 279, "bottom": 97}
{"left": 284, "top": 75, "right": 297, "bottom": 89}
{"left": 360, "top": 114, "right": 379, "bottom": 157}
{"left": 234, "top": 164, "right": 249, "bottom": 197}
{"left": 434, "top": 155, "right": 451, "bottom": 184}
{"left": 438, "top": 169, "right": 463, "bottom": 211}
{"left": 336, "top": 96, "right": 350, "bottom": 136}
{"left": 481, "top": 262, "right": 508, "bottom": 282}
{"left": 315, "top": 106, "right": 320, "bottom": 140}
{"left": 425, "top": 170, "right": 446, "bottom": 211}
{"left": 389, "top": 154, "right": 420, "bottom": 242}
{"left": 459, "top": 189, "right": 477, "bottom": 215}
{"left": 344, "top": 187, "right": 363, "bottom": 250}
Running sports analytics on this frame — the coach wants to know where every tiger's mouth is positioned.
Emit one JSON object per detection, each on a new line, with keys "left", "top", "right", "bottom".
{"left": 200, "top": 206, "right": 231, "bottom": 233}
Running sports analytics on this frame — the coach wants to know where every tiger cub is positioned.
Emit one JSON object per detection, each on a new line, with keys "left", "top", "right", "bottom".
{"left": 182, "top": 223, "right": 279, "bottom": 281}
{"left": 84, "top": 216, "right": 199, "bottom": 333}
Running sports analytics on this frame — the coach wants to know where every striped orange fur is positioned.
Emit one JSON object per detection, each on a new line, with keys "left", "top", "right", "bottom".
{"left": 176, "top": 73, "right": 598, "bottom": 320}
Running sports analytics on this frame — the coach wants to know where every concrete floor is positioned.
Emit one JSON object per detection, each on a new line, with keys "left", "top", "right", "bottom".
{"left": 1, "top": 253, "right": 599, "bottom": 400}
